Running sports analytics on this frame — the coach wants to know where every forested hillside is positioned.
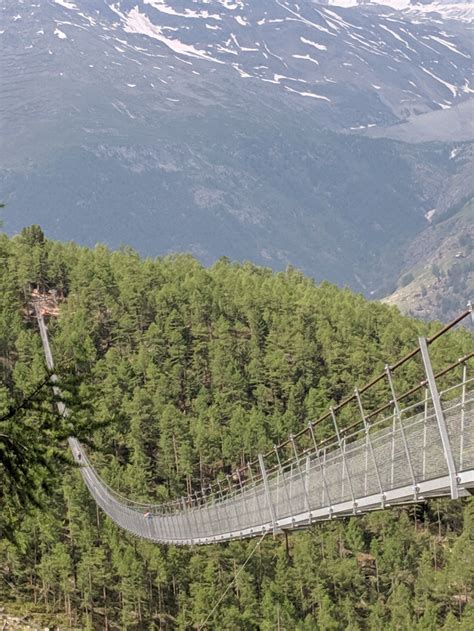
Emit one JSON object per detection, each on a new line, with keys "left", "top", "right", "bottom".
{"left": 0, "top": 228, "right": 473, "bottom": 630}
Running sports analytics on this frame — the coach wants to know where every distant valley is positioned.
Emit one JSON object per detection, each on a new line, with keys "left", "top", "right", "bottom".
{"left": 1, "top": 0, "right": 473, "bottom": 310}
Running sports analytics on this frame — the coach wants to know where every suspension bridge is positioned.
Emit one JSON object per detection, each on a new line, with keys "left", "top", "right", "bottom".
{"left": 35, "top": 302, "right": 474, "bottom": 546}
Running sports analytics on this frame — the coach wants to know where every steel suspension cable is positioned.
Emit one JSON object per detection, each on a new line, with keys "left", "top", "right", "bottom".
{"left": 197, "top": 530, "right": 268, "bottom": 630}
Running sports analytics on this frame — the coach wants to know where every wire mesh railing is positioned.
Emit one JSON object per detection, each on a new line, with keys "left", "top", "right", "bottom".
{"left": 35, "top": 301, "right": 474, "bottom": 545}
{"left": 69, "top": 380, "right": 473, "bottom": 544}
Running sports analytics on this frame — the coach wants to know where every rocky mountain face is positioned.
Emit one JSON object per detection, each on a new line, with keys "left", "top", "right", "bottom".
{"left": 383, "top": 197, "right": 473, "bottom": 322}
{"left": 1, "top": 0, "right": 473, "bottom": 300}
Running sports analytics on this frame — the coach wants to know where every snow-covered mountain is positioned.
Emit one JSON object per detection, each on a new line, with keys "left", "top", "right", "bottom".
{"left": 3, "top": 0, "right": 473, "bottom": 132}
{"left": 1, "top": 0, "right": 473, "bottom": 297}
{"left": 330, "top": 0, "right": 473, "bottom": 24}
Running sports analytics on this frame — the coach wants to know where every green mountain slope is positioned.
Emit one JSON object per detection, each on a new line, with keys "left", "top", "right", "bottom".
{"left": 1, "top": 232, "right": 473, "bottom": 629}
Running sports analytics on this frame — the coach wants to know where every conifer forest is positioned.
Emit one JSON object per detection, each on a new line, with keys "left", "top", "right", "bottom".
{"left": 0, "top": 227, "right": 473, "bottom": 630}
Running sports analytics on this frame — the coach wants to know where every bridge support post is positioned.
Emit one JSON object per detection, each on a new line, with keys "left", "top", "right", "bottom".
{"left": 274, "top": 446, "right": 293, "bottom": 518}
{"left": 460, "top": 361, "right": 467, "bottom": 471}
{"left": 390, "top": 407, "right": 396, "bottom": 488}
{"left": 308, "top": 422, "right": 333, "bottom": 512}
{"left": 290, "top": 435, "right": 311, "bottom": 518}
{"left": 235, "top": 469, "right": 253, "bottom": 532}
{"left": 227, "top": 475, "right": 242, "bottom": 531}
{"left": 385, "top": 365, "right": 418, "bottom": 495}
{"left": 305, "top": 456, "right": 311, "bottom": 515}
{"left": 217, "top": 479, "right": 232, "bottom": 534}
{"left": 182, "top": 497, "right": 194, "bottom": 545}
{"left": 422, "top": 387, "right": 429, "bottom": 480}
{"left": 330, "top": 408, "right": 357, "bottom": 512}
{"left": 247, "top": 462, "right": 266, "bottom": 527}
{"left": 355, "top": 389, "right": 385, "bottom": 506}
{"left": 419, "top": 337, "right": 459, "bottom": 499}
{"left": 208, "top": 484, "right": 221, "bottom": 538}
{"left": 258, "top": 454, "right": 278, "bottom": 535}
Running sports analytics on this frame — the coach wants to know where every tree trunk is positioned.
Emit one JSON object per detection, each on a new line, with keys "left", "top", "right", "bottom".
{"left": 103, "top": 585, "right": 108, "bottom": 631}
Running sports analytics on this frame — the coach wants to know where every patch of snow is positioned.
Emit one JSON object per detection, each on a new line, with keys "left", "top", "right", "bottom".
{"left": 379, "top": 24, "right": 416, "bottom": 52}
{"left": 421, "top": 67, "right": 458, "bottom": 98}
{"left": 78, "top": 12, "right": 96, "bottom": 26}
{"left": 300, "top": 36, "right": 327, "bottom": 51}
{"left": 262, "top": 42, "right": 285, "bottom": 63}
{"left": 112, "top": 101, "right": 136, "bottom": 119}
{"left": 230, "top": 34, "right": 258, "bottom": 51}
{"left": 143, "top": 1, "right": 221, "bottom": 21}
{"left": 430, "top": 35, "right": 469, "bottom": 58}
{"left": 275, "top": 1, "right": 335, "bottom": 36}
{"left": 215, "top": 43, "right": 238, "bottom": 55}
{"left": 285, "top": 86, "right": 330, "bottom": 101}
{"left": 114, "top": 6, "right": 224, "bottom": 63}
{"left": 327, "top": 0, "right": 357, "bottom": 6}
{"left": 323, "top": 9, "right": 362, "bottom": 32}
{"left": 434, "top": 101, "right": 452, "bottom": 110}
{"left": 54, "top": 28, "right": 67, "bottom": 39}
{"left": 54, "top": 0, "right": 77, "bottom": 9}
{"left": 462, "top": 81, "right": 474, "bottom": 94}
{"left": 216, "top": 0, "right": 244, "bottom": 9}
{"left": 409, "top": 2, "right": 474, "bottom": 24}
{"left": 293, "top": 54, "right": 319, "bottom": 65}
{"left": 232, "top": 63, "right": 252, "bottom": 78}
{"left": 345, "top": 32, "right": 386, "bottom": 57}
{"left": 377, "top": 0, "right": 413, "bottom": 9}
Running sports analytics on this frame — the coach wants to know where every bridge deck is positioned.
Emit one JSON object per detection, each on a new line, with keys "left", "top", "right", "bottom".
{"left": 69, "top": 385, "right": 473, "bottom": 545}
{"left": 36, "top": 304, "right": 474, "bottom": 546}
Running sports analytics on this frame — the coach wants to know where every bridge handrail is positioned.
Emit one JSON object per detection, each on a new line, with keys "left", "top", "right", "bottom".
{"left": 76, "top": 357, "right": 472, "bottom": 516}
{"left": 36, "top": 300, "right": 473, "bottom": 519}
